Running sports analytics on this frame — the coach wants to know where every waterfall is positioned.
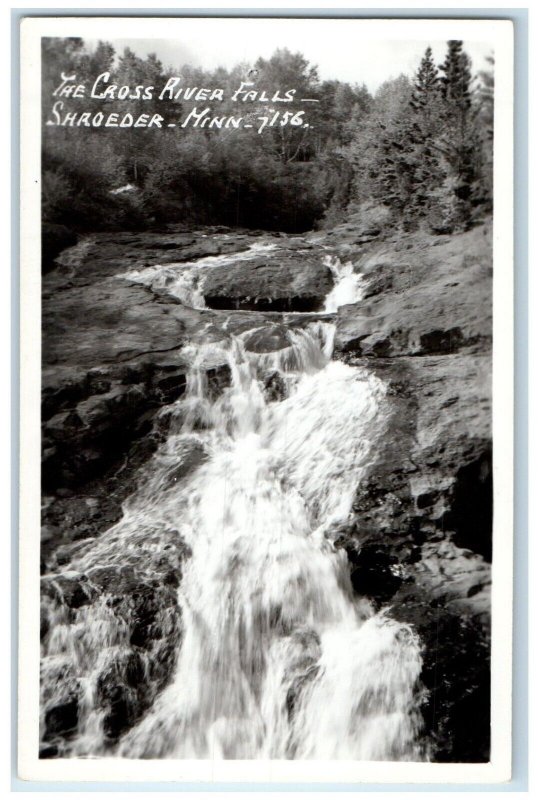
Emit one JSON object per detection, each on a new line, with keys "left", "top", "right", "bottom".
{"left": 121, "top": 241, "right": 278, "bottom": 308}
{"left": 323, "top": 255, "right": 365, "bottom": 312}
{"left": 40, "top": 318, "right": 424, "bottom": 760}
{"left": 122, "top": 249, "right": 365, "bottom": 316}
{"left": 119, "top": 322, "right": 423, "bottom": 759}
{"left": 41, "top": 223, "right": 428, "bottom": 762}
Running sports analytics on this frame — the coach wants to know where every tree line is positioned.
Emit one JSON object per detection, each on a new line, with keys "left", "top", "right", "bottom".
{"left": 42, "top": 38, "right": 494, "bottom": 241}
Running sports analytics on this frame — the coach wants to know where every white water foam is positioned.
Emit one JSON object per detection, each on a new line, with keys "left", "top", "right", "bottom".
{"left": 109, "top": 323, "right": 424, "bottom": 760}
{"left": 323, "top": 255, "right": 366, "bottom": 313}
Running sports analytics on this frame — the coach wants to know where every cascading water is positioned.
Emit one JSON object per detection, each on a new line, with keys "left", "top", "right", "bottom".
{"left": 40, "top": 316, "right": 425, "bottom": 761}
{"left": 122, "top": 241, "right": 279, "bottom": 308}
{"left": 323, "top": 255, "right": 366, "bottom": 312}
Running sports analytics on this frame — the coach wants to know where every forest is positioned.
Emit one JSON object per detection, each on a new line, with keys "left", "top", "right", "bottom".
{"left": 42, "top": 38, "right": 494, "bottom": 249}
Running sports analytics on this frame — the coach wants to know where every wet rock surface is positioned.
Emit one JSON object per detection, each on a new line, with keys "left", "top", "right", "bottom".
{"left": 334, "top": 356, "right": 492, "bottom": 760}
{"left": 332, "top": 222, "right": 492, "bottom": 762}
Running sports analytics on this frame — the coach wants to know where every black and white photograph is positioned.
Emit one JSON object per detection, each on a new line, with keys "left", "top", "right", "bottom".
{"left": 18, "top": 15, "right": 514, "bottom": 784}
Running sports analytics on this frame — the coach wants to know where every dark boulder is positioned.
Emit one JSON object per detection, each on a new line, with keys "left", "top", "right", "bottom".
{"left": 96, "top": 651, "right": 147, "bottom": 741}
{"left": 202, "top": 255, "right": 333, "bottom": 312}
{"left": 44, "top": 696, "right": 79, "bottom": 737}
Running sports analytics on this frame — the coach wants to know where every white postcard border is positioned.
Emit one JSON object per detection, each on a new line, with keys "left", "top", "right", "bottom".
{"left": 18, "top": 15, "right": 515, "bottom": 785}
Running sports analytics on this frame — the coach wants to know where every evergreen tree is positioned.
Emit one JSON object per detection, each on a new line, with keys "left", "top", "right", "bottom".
{"left": 405, "top": 47, "right": 446, "bottom": 225}
{"left": 367, "top": 77, "right": 418, "bottom": 221}
{"left": 366, "top": 57, "right": 445, "bottom": 229}
{"left": 410, "top": 46, "right": 440, "bottom": 121}
{"left": 436, "top": 40, "right": 480, "bottom": 229}
{"left": 439, "top": 40, "right": 472, "bottom": 112}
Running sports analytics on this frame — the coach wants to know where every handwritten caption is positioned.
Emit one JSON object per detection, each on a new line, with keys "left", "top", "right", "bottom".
{"left": 46, "top": 72, "right": 320, "bottom": 133}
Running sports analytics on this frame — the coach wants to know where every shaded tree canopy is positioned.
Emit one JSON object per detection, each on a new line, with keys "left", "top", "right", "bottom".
{"left": 42, "top": 39, "right": 494, "bottom": 235}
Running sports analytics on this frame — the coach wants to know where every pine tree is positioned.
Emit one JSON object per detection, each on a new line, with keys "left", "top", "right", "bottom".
{"left": 367, "top": 78, "right": 420, "bottom": 224}
{"left": 439, "top": 40, "right": 472, "bottom": 113}
{"left": 410, "top": 46, "right": 440, "bottom": 121}
{"left": 374, "top": 51, "right": 446, "bottom": 230}
{"left": 404, "top": 47, "right": 446, "bottom": 226}
{"left": 435, "top": 40, "right": 479, "bottom": 230}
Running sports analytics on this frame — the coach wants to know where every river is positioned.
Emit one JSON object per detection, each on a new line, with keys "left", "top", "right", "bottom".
{"left": 40, "top": 239, "right": 426, "bottom": 760}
